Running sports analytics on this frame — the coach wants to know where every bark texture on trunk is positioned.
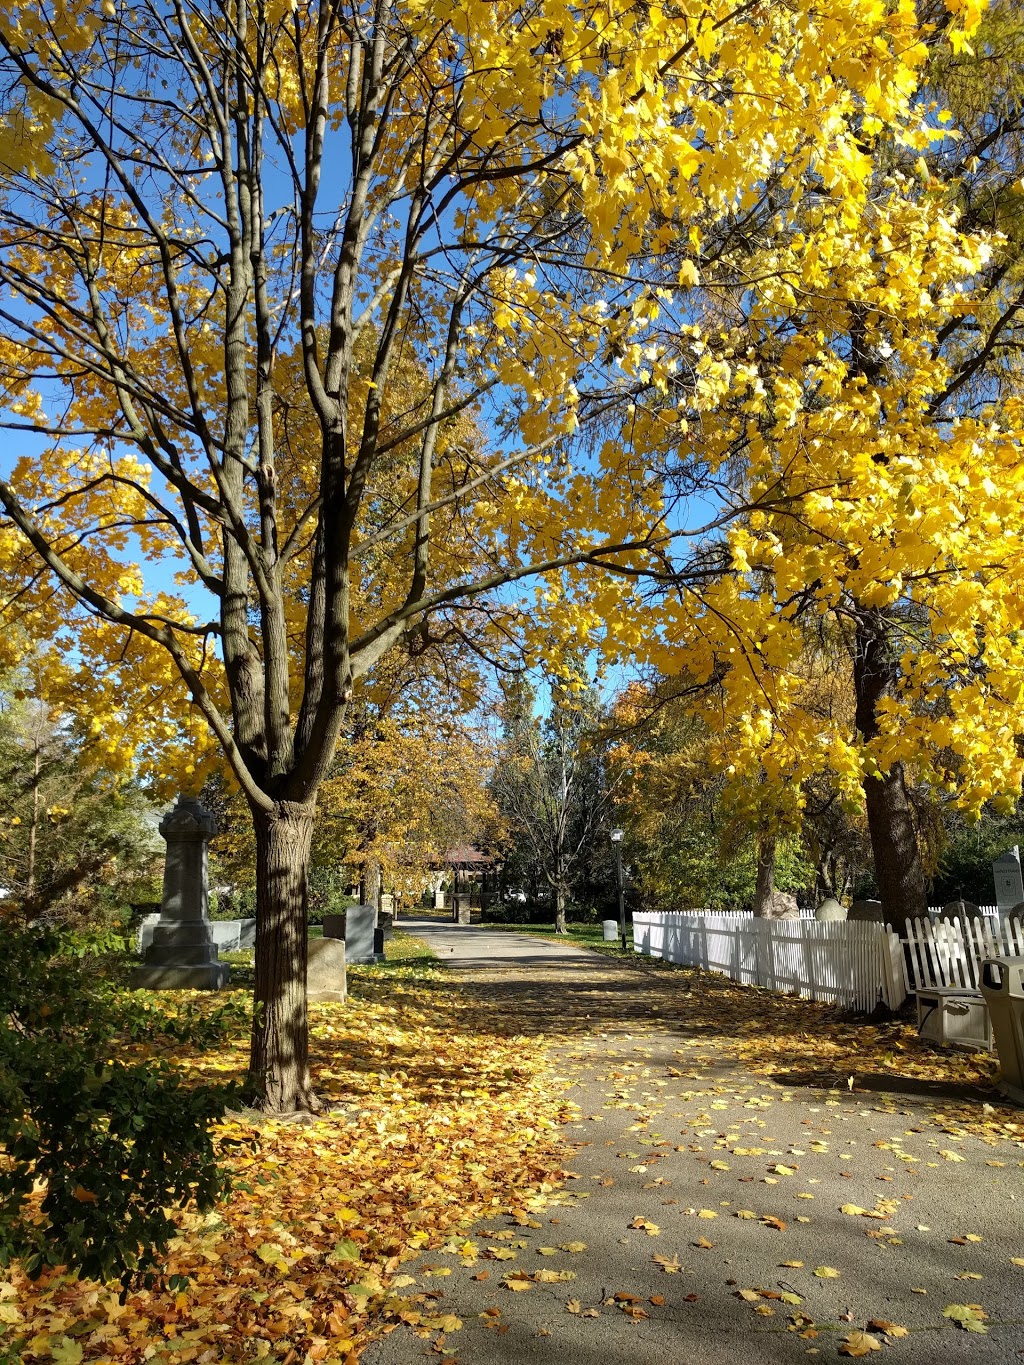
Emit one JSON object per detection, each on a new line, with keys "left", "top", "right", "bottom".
{"left": 362, "top": 857, "right": 382, "bottom": 923}
{"left": 861, "top": 764, "right": 928, "bottom": 931}
{"left": 752, "top": 832, "right": 776, "bottom": 918}
{"left": 854, "top": 613, "right": 928, "bottom": 932}
{"left": 249, "top": 800, "right": 319, "bottom": 1114}
{"left": 554, "top": 884, "right": 567, "bottom": 935}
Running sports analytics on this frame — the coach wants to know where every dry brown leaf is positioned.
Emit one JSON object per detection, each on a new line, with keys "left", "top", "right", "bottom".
{"left": 839, "top": 1331, "right": 882, "bottom": 1356}
{"left": 866, "top": 1319, "right": 909, "bottom": 1339}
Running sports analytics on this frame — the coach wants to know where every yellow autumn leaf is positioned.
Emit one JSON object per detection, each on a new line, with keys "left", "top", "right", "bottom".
{"left": 503, "top": 1274, "right": 534, "bottom": 1292}
{"left": 839, "top": 1330, "right": 882, "bottom": 1357}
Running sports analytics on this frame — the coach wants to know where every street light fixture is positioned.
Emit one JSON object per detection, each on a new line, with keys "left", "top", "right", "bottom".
{"left": 610, "top": 829, "right": 626, "bottom": 951}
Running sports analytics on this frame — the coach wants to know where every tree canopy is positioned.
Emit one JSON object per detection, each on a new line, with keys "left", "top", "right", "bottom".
{"left": 0, "top": 0, "right": 1016, "bottom": 1105}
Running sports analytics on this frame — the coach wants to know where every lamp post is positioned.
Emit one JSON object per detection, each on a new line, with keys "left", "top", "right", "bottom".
{"left": 611, "top": 828, "right": 626, "bottom": 951}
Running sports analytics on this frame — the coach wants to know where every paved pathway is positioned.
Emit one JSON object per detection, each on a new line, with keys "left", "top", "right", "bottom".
{"left": 369, "top": 920, "right": 1024, "bottom": 1365}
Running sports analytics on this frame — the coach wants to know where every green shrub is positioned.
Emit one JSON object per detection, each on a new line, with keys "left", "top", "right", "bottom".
{"left": 0, "top": 924, "right": 236, "bottom": 1288}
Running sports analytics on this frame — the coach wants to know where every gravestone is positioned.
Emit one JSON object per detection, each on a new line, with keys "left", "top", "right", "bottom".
{"left": 323, "top": 904, "right": 376, "bottom": 962}
{"left": 137, "top": 911, "right": 161, "bottom": 953}
{"left": 993, "top": 847, "right": 1024, "bottom": 910}
{"left": 815, "top": 897, "right": 847, "bottom": 921}
{"left": 308, "top": 938, "right": 347, "bottom": 1003}
{"left": 208, "top": 921, "right": 241, "bottom": 952}
{"left": 848, "top": 899, "right": 884, "bottom": 922}
{"left": 942, "top": 898, "right": 982, "bottom": 922}
{"left": 133, "top": 796, "right": 228, "bottom": 990}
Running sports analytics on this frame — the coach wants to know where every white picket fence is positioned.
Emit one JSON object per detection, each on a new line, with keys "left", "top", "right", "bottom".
{"left": 927, "top": 904, "right": 1000, "bottom": 917}
{"left": 902, "top": 914, "right": 1024, "bottom": 992}
{"left": 632, "top": 911, "right": 905, "bottom": 1011}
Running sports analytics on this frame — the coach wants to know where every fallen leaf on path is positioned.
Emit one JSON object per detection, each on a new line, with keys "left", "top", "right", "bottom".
{"left": 839, "top": 1331, "right": 882, "bottom": 1356}
{"left": 652, "top": 1253, "right": 681, "bottom": 1273}
{"left": 620, "top": 1303, "right": 649, "bottom": 1320}
{"left": 502, "top": 1274, "right": 533, "bottom": 1292}
{"left": 813, "top": 1267, "right": 840, "bottom": 1279}
{"left": 943, "top": 1304, "right": 988, "bottom": 1333}
{"left": 866, "top": 1320, "right": 909, "bottom": 1339}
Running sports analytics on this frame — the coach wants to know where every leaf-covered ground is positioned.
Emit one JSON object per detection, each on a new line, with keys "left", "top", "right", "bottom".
{"left": 0, "top": 934, "right": 575, "bottom": 1365}
{"left": 5, "top": 927, "right": 1023, "bottom": 1365}
{"left": 367, "top": 924, "right": 1024, "bottom": 1365}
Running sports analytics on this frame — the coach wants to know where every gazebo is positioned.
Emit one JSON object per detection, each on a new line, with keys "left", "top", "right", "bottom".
{"left": 432, "top": 846, "right": 501, "bottom": 923}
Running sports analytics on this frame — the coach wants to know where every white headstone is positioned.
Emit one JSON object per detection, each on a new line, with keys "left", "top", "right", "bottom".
{"left": 993, "top": 846, "right": 1024, "bottom": 909}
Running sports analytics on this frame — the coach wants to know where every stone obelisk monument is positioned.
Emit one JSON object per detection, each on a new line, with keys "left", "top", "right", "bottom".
{"left": 133, "top": 795, "right": 229, "bottom": 990}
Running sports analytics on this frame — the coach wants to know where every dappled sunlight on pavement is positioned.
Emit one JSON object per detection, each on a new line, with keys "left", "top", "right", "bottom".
{"left": 369, "top": 919, "right": 1024, "bottom": 1365}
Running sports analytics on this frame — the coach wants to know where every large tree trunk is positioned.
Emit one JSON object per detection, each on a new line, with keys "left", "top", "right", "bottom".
{"left": 854, "top": 613, "right": 928, "bottom": 931}
{"left": 362, "top": 857, "right": 382, "bottom": 923}
{"left": 554, "top": 884, "right": 567, "bottom": 935}
{"left": 248, "top": 800, "right": 319, "bottom": 1114}
{"left": 752, "top": 832, "right": 776, "bottom": 917}
{"left": 862, "top": 764, "right": 928, "bottom": 931}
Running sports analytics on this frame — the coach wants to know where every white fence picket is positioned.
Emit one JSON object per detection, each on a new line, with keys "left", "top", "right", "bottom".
{"left": 902, "top": 912, "right": 1024, "bottom": 991}
{"left": 632, "top": 912, "right": 906, "bottom": 1011}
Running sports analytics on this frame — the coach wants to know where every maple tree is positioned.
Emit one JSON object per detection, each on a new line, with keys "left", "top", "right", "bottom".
{"left": 0, "top": 0, "right": 998, "bottom": 1107}
{"left": 611, "top": 679, "right": 818, "bottom": 911}
{"left": 595, "top": 5, "right": 1024, "bottom": 928}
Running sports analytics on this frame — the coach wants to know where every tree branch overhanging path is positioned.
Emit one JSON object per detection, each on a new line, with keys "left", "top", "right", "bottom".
{"left": 0, "top": 0, "right": 1003, "bottom": 1110}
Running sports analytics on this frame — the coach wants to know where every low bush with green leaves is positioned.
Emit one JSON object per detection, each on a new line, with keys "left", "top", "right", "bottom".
{"left": 0, "top": 924, "right": 237, "bottom": 1287}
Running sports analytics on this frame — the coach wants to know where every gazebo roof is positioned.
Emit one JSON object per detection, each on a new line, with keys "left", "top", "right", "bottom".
{"left": 442, "top": 845, "right": 501, "bottom": 869}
